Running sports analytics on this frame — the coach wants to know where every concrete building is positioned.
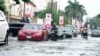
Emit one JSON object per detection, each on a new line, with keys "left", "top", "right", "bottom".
{"left": 48, "top": 0, "right": 58, "bottom": 11}
{"left": 5, "top": 0, "right": 36, "bottom": 23}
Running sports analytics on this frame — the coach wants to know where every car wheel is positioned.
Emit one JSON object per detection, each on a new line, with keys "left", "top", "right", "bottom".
{"left": 58, "top": 36, "right": 63, "bottom": 40}
{"left": 74, "top": 33, "right": 77, "bottom": 37}
{"left": 4, "top": 31, "right": 9, "bottom": 45}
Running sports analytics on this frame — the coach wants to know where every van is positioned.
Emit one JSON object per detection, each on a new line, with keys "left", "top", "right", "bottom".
{"left": 0, "top": 10, "right": 9, "bottom": 45}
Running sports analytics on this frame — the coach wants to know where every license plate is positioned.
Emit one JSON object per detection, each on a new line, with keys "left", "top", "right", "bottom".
{"left": 27, "top": 36, "right": 31, "bottom": 39}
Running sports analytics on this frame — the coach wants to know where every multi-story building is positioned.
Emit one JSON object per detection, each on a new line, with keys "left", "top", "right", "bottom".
{"left": 5, "top": 0, "right": 36, "bottom": 23}
{"left": 48, "top": 0, "right": 58, "bottom": 11}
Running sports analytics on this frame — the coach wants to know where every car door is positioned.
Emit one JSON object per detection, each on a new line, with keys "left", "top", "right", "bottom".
{"left": 0, "top": 11, "right": 9, "bottom": 41}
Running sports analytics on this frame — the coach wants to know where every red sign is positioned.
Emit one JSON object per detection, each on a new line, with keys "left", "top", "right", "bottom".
{"left": 24, "top": 4, "right": 32, "bottom": 17}
{"left": 45, "top": 13, "right": 52, "bottom": 29}
{"left": 59, "top": 16, "right": 64, "bottom": 25}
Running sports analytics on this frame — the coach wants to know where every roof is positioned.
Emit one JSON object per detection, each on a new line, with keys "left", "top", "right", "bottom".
{"left": 29, "top": 2, "right": 36, "bottom": 7}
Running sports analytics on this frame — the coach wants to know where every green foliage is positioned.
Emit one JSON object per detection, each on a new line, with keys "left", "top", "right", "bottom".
{"left": 13, "top": 0, "right": 20, "bottom": 4}
{"left": 22, "top": 0, "right": 30, "bottom": 3}
{"left": 14, "top": 0, "right": 30, "bottom": 4}
{"left": 90, "top": 14, "right": 100, "bottom": 29}
{"left": 38, "top": 7, "right": 59, "bottom": 24}
{"left": 0, "top": 0, "right": 6, "bottom": 14}
{"left": 65, "top": 0, "right": 87, "bottom": 22}
{"left": 58, "top": 10, "right": 69, "bottom": 25}
{"left": 38, "top": 7, "right": 69, "bottom": 25}
{"left": 96, "top": 14, "right": 100, "bottom": 19}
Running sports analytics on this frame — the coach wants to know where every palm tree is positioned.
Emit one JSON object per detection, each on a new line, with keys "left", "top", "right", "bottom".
{"left": 65, "top": 0, "right": 87, "bottom": 22}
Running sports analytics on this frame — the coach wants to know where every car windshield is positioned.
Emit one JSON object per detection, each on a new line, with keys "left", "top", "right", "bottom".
{"left": 23, "top": 24, "right": 33, "bottom": 29}
{"left": 23, "top": 24, "right": 39, "bottom": 30}
{"left": 66, "top": 26, "right": 75, "bottom": 30}
{"left": 64, "top": 27, "right": 72, "bottom": 32}
{"left": 92, "top": 30, "right": 100, "bottom": 32}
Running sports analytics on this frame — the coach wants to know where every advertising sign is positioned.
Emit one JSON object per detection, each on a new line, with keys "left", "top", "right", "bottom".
{"left": 44, "top": 13, "right": 52, "bottom": 29}
{"left": 24, "top": 4, "right": 32, "bottom": 17}
{"left": 59, "top": 16, "right": 64, "bottom": 25}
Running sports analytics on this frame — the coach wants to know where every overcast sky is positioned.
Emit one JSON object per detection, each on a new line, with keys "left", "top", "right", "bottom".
{"left": 33, "top": 0, "right": 100, "bottom": 18}
{"left": 58, "top": 0, "right": 100, "bottom": 18}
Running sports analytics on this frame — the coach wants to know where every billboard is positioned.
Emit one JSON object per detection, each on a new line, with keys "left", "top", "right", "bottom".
{"left": 24, "top": 4, "right": 32, "bottom": 17}
{"left": 44, "top": 13, "right": 52, "bottom": 29}
{"left": 59, "top": 16, "right": 64, "bottom": 25}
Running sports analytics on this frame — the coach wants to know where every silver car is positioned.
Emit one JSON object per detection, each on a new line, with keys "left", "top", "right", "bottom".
{"left": 65, "top": 25, "right": 78, "bottom": 37}
{"left": 58, "top": 26, "right": 73, "bottom": 39}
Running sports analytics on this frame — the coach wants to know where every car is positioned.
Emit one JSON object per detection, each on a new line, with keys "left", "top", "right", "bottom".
{"left": 58, "top": 26, "right": 73, "bottom": 39}
{"left": 8, "top": 22, "right": 25, "bottom": 37}
{"left": 65, "top": 25, "right": 78, "bottom": 37}
{"left": 0, "top": 10, "right": 9, "bottom": 45}
{"left": 18, "top": 23, "right": 49, "bottom": 41}
{"left": 91, "top": 29, "right": 100, "bottom": 37}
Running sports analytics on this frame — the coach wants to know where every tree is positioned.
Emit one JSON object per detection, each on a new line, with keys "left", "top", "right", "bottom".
{"left": 65, "top": 0, "right": 87, "bottom": 22}
{"left": 38, "top": 7, "right": 59, "bottom": 24}
{"left": 13, "top": 0, "right": 20, "bottom": 4}
{"left": 58, "top": 10, "right": 69, "bottom": 25}
{"left": 14, "top": 0, "right": 31, "bottom": 4}
{"left": 22, "top": 0, "right": 30, "bottom": 3}
{"left": 0, "top": 0, "right": 6, "bottom": 14}
{"left": 90, "top": 14, "right": 100, "bottom": 29}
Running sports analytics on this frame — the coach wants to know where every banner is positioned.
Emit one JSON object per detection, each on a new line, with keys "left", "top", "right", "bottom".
{"left": 24, "top": 4, "right": 32, "bottom": 17}
{"left": 44, "top": 13, "right": 52, "bottom": 29}
{"left": 59, "top": 16, "right": 64, "bottom": 25}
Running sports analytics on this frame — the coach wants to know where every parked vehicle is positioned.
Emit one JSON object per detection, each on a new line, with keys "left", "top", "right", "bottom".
{"left": 57, "top": 27, "right": 64, "bottom": 39}
{"left": 8, "top": 22, "right": 25, "bottom": 37}
{"left": 91, "top": 29, "right": 100, "bottom": 37}
{"left": 18, "top": 23, "right": 48, "bottom": 41}
{"left": 65, "top": 25, "right": 78, "bottom": 37}
{"left": 0, "top": 10, "right": 9, "bottom": 45}
{"left": 58, "top": 26, "right": 73, "bottom": 39}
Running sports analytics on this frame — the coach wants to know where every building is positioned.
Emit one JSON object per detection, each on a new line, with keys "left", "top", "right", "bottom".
{"left": 5, "top": 0, "right": 36, "bottom": 23}
{"left": 48, "top": 0, "right": 58, "bottom": 11}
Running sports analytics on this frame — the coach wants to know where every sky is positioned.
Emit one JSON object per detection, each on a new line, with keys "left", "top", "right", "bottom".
{"left": 58, "top": 0, "right": 100, "bottom": 18}
{"left": 33, "top": 0, "right": 100, "bottom": 18}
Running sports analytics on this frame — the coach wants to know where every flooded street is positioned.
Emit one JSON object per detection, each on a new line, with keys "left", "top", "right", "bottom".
{"left": 0, "top": 35, "right": 100, "bottom": 56}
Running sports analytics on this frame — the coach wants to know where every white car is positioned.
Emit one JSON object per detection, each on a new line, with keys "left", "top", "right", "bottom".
{"left": 0, "top": 10, "right": 9, "bottom": 45}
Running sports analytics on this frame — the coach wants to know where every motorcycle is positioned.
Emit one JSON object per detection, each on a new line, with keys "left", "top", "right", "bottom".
{"left": 50, "top": 30, "right": 58, "bottom": 41}
{"left": 82, "top": 29, "right": 88, "bottom": 40}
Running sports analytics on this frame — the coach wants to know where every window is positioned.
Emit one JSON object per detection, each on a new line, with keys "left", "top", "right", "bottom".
{"left": 33, "top": 25, "right": 39, "bottom": 30}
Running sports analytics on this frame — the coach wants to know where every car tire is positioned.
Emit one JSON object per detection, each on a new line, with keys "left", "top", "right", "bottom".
{"left": 4, "top": 31, "right": 9, "bottom": 45}
{"left": 51, "top": 35, "right": 58, "bottom": 41}
{"left": 74, "top": 33, "right": 77, "bottom": 37}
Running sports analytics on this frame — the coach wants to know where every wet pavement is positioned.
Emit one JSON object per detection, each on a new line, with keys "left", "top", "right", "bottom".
{"left": 0, "top": 35, "right": 100, "bottom": 56}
